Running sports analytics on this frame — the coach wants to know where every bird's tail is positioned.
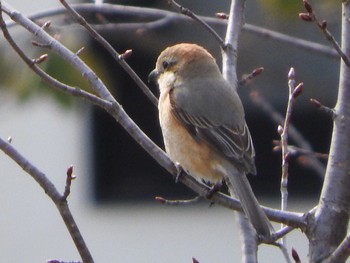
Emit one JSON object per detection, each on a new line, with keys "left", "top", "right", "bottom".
{"left": 225, "top": 169, "right": 274, "bottom": 239}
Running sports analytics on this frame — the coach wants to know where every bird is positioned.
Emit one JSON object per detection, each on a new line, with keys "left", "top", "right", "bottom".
{"left": 148, "top": 43, "right": 273, "bottom": 239}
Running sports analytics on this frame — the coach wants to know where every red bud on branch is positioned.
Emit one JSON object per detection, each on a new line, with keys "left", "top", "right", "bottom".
{"left": 299, "top": 13, "right": 313, "bottom": 22}
{"left": 303, "top": 0, "right": 313, "bottom": 13}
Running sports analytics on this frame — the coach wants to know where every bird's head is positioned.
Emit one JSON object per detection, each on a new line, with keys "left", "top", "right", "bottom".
{"left": 148, "top": 43, "right": 221, "bottom": 88}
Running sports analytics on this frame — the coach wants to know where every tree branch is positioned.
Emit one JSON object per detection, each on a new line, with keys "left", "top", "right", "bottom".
{"left": 278, "top": 69, "right": 303, "bottom": 242}
{"left": 59, "top": 0, "right": 158, "bottom": 107}
{"left": 250, "top": 90, "right": 326, "bottom": 178}
{"left": 308, "top": 2, "right": 350, "bottom": 262}
{"left": 0, "top": 136, "right": 94, "bottom": 263}
{"left": 167, "top": 0, "right": 225, "bottom": 48}
{"left": 220, "top": 1, "right": 262, "bottom": 262}
{"left": 329, "top": 232, "right": 350, "bottom": 263}
{"left": 237, "top": 214, "right": 258, "bottom": 263}
{"left": 1, "top": 2, "right": 116, "bottom": 103}
{"left": 300, "top": 0, "right": 350, "bottom": 67}
{"left": 221, "top": 0, "right": 246, "bottom": 87}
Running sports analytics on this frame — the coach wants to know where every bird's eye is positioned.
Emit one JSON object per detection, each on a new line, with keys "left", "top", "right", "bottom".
{"left": 162, "top": 61, "right": 169, "bottom": 70}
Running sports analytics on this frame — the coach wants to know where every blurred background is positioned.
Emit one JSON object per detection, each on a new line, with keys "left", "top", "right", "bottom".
{"left": 0, "top": 0, "right": 339, "bottom": 262}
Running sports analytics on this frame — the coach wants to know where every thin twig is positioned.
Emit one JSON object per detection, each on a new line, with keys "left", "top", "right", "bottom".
{"left": 155, "top": 196, "right": 201, "bottom": 205}
{"left": 58, "top": 0, "right": 158, "bottom": 107}
{"left": 272, "top": 141, "right": 328, "bottom": 161}
{"left": 167, "top": 0, "right": 225, "bottom": 48}
{"left": 0, "top": 4, "right": 111, "bottom": 111}
{"left": 299, "top": 0, "right": 350, "bottom": 67}
{"left": 271, "top": 226, "right": 295, "bottom": 242}
{"left": 278, "top": 68, "right": 304, "bottom": 245}
{"left": 310, "top": 98, "right": 336, "bottom": 119}
{"left": 0, "top": 136, "right": 94, "bottom": 263}
{"left": 273, "top": 242, "right": 292, "bottom": 263}
{"left": 249, "top": 90, "right": 326, "bottom": 178}
{"left": 1, "top": 1, "right": 116, "bottom": 103}
{"left": 239, "top": 67, "right": 264, "bottom": 86}
{"left": 48, "top": 260, "right": 82, "bottom": 263}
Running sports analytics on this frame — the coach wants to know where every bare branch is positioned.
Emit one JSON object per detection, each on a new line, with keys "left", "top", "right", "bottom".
{"left": 167, "top": 0, "right": 225, "bottom": 48}
{"left": 272, "top": 226, "right": 295, "bottom": 243}
{"left": 0, "top": 5, "right": 94, "bottom": 262}
{"left": 278, "top": 68, "right": 302, "bottom": 243}
{"left": 250, "top": 90, "right": 326, "bottom": 178}
{"left": 0, "top": 136, "right": 94, "bottom": 263}
{"left": 299, "top": 0, "right": 350, "bottom": 67}
{"left": 281, "top": 70, "right": 300, "bottom": 187}
{"left": 155, "top": 196, "right": 201, "bottom": 205}
{"left": 278, "top": 68, "right": 304, "bottom": 244}
{"left": 239, "top": 67, "right": 264, "bottom": 86}
{"left": 1, "top": 2, "right": 116, "bottom": 103}
{"left": 273, "top": 242, "right": 292, "bottom": 263}
{"left": 328, "top": 232, "right": 350, "bottom": 263}
{"left": 272, "top": 141, "right": 329, "bottom": 161}
{"left": 237, "top": 214, "right": 258, "bottom": 263}
{"left": 221, "top": 0, "right": 246, "bottom": 87}
{"left": 59, "top": 0, "right": 158, "bottom": 107}
{"left": 0, "top": 5, "right": 112, "bottom": 112}
{"left": 310, "top": 98, "right": 336, "bottom": 119}
{"left": 220, "top": 1, "right": 262, "bottom": 261}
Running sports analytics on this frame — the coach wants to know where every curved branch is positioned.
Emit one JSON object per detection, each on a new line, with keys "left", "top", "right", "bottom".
{"left": 59, "top": 0, "right": 158, "bottom": 107}
{"left": 0, "top": 137, "right": 94, "bottom": 263}
{"left": 168, "top": 0, "right": 225, "bottom": 48}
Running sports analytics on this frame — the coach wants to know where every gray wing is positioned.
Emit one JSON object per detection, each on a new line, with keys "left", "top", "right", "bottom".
{"left": 172, "top": 104, "right": 257, "bottom": 175}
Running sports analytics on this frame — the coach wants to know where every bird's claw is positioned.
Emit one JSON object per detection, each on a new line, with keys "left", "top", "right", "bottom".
{"left": 206, "top": 182, "right": 223, "bottom": 199}
{"left": 174, "top": 162, "right": 185, "bottom": 183}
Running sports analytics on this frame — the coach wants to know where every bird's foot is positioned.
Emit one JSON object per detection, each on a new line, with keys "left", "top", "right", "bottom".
{"left": 174, "top": 162, "right": 185, "bottom": 183}
{"left": 206, "top": 182, "right": 223, "bottom": 199}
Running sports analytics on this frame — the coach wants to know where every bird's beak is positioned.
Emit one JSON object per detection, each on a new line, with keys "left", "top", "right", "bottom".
{"left": 148, "top": 69, "right": 160, "bottom": 84}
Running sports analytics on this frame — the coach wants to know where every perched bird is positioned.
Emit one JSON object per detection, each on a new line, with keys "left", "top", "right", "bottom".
{"left": 148, "top": 43, "right": 273, "bottom": 239}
